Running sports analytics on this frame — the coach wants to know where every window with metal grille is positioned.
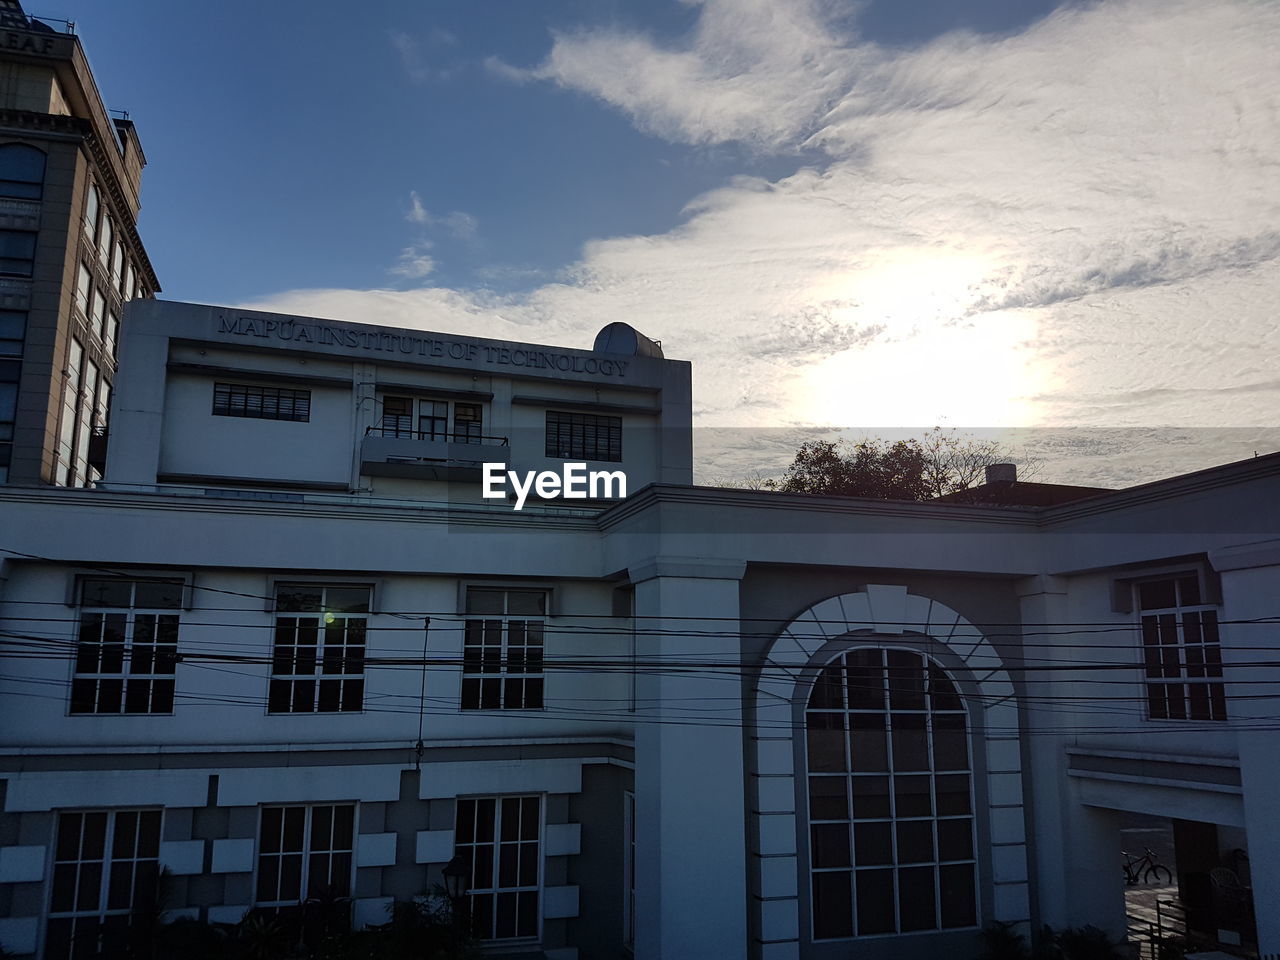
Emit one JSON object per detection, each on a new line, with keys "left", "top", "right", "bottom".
{"left": 269, "top": 585, "right": 369, "bottom": 714}
{"left": 454, "top": 796, "right": 541, "bottom": 941}
{"left": 213, "top": 382, "right": 311, "bottom": 422}
{"left": 453, "top": 402, "right": 482, "bottom": 443}
{"left": 462, "top": 588, "right": 545, "bottom": 710}
{"left": 544, "top": 411, "right": 622, "bottom": 462}
{"left": 71, "top": 579, "right": 181, "bottom": 715}
{"left": 255, "top": 804, "right": 355, "bottom": 910}
{"left": 380, "top": 395, "right": 482, "bottom": 441}
{"left": 806, "top": 648, "right": 977, "bottom": 939}
{"left": 379, "top": 395, "right": 415, "bottom": 437}
{"left": 1138, "top": 575, "right": 1226, "bottom": 721}
{"left": 45, "top": 809, "right": 161, "bottom": 960}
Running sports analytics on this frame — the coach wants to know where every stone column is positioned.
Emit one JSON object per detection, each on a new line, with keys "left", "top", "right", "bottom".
{"left": 629, "top": 558, "right": 747, "bottom": 960}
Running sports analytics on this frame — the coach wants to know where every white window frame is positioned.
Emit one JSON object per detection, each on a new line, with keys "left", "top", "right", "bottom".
{"left": 70, "top": 577, "right": 182, "bottom": 716}
{"left": 1135, "top": 574, "right": 1227, "bottom": 721}
{"left": 254, "top": 803, "right": 357, "bottom": 910}
{"left": 461, "top": 587, "right": 547, "bottom": 711}
{"left": 805, "top": 647, "right": 979, "bottom": 941}
{"left": 45, "top": 808, "right": 163, "bottom": 960}
{"left": 454, "top": 795, "right": 543, "bottom": 943}
{"left": 268, "top": 583, "right": 371, "bottom": 714}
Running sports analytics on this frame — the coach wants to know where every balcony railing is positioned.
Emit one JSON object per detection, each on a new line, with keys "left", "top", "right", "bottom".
{"left": 363, "top": 426, "right": 508, "bottom": 446}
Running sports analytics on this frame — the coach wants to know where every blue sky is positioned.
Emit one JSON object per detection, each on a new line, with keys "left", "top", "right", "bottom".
{"left": 65, "top": 0, "right": 1056, "bottom": 301}
{"left": 49, "top": 0, "right": 1280, "bottom": 483}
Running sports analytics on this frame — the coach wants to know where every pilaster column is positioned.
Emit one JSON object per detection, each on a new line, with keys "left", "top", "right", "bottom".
{"left": 1211, "top": 540, "right": 1280, "bottom": 955}
{"left": 629, "top": 558, "right": 747, "bottom": 960}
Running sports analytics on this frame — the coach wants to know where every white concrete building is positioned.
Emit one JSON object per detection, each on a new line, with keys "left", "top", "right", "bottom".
{"left": 1, "top": 299, "right": 1278, "bottom": 960}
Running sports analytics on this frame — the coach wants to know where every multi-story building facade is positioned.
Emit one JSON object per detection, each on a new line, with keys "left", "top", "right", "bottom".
{"left": 0, "top": 0, "right": 159, "bottom": 487}
{"left": 0, "top": 300, "right": 1278, "bottom": 960}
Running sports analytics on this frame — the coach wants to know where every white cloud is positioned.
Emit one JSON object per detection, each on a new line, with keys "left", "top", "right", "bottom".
{"left": 254, "top": 0, "right": 1280, "bottom": 484}
{"left": 389, "top": 243, "right": 436, "bottom": 280}
{"left": 404, "top": 191, "right": 478, "bottom": 240}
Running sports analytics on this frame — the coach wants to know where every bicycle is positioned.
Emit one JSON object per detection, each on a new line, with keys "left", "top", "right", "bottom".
{"left": 1122, "top": 847, "right": 1174, "bottom": 886}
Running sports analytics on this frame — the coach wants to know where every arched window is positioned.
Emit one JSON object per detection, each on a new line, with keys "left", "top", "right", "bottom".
{"left": 806, "top": 648, "right": 976, "bottom": 939}
{"left": 0, "top": 144, "right": 46, "bottom": 200}
{"left": 84, "top": 183, "right": 100, "bottom": 239}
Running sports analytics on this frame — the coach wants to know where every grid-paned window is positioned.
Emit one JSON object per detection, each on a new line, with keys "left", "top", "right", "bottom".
{"left": 462, "top": 588, "right": 545, "bottom": 710}
{"left": 380, "top": 395, "right": 415, "bottom": 437}
{"left": 380, "top": 396, "right": 482, "bottom": 441}
{"left": 46, "top": 809, "right": 161, "bottom": 960}
{"left": 213, "top": 382, "right": 311, "bottom": 422}
{"left": 455, "top": 796, "right": 541, "bottom": 941}
{"left": 71, "top": 579, "right": 180, "bottom": 715}
{"left": 453, "top": 402, "right": 482, "bottom": 443}
{"left": 419, "top": 399, "right": 448, "bottom": 440}
{"left": 1139, "top": 575, "right": 1226, "bottom": 721}
{"left": 806, "top": 648, "right": 977, "bottom": 939}
{"left": 269, "top": 585, "right": 369, "bottom": 713}
{"left": 545, "top": 411, "right": 622, "bottom": 462}
{"left": 256, "top": 804, "right": 355, "bottom": 910}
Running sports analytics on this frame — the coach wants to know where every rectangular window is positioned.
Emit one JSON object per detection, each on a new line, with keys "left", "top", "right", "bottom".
{"left": 454, "top": 796, "right": 541, "bottom": 942}
{"left": 91, "top": 287, "right": 107, "bottom": 342}
{"left": 0, "top": 229, "right": 36, "bottom": 277}
{"left": 453, "top": 402, "right": 482, "bottom": 443}
{"left": 379, "top": 395, "right": 483, "bottom": 442}
{"left": 545, "top": 411, "right": 622, "bottom": 462}
{"left": 268, "top": 585, "right": 369, "bottom": 714}
{"left": 213, "top": 382, "right": 311, "bottom": 422}
{"left": 462, "top": 588, "right": 546, "bottom": 710}
{"left": 380, "top": 395, "right": 415, "bottom": 437}
{"left": 74, "top": 360, "right": 98, "bottom": 486}
{"left": 0, "top": 310, "right": 26, "bottom": 358}
{"left": 71, "top": 578, "right": 181, "bottom": 715}
{"left": 1139, "top": 575, "right": 1226, "bottom": 721}
{"left": 105, "top": 308, "right": 119, "bottom": 360}
{"left": 1, "top": 353, "right": 17, "bottom": 481}
{"left": 75, "top": 263, "right": 91, "bottom": 318}
{"left": 255, "top": 804, "right": 355, "bottom": 910}
{"left": 46, "top": 809, "right": 161, "bottom": 960}
{"left": 55, "top": 340, "right": 83, "bottom": 485}
{"left": 110, "top": 239, "right": 123, "bottom": 291}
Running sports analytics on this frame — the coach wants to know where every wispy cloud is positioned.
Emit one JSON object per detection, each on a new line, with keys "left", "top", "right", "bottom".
{"left": 389, "top": 242, "right": 436, "bottom": 280}
{"left": 405, "top": 190, "right": 478, "bottom": 241}
{"left": 255, "top": 0, "right": 1280, "bottom": 482}
{"left": 390, "top": 28, "right": 463, "bottom": 84}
